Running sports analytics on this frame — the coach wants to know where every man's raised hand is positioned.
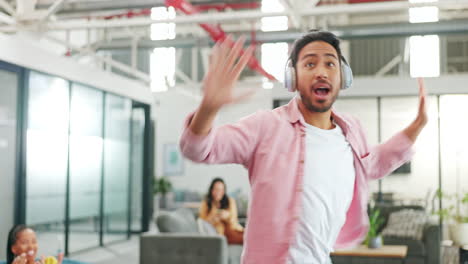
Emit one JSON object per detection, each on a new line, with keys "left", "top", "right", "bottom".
{"left": 403, "top": 77, "right": 428, "bottom": 142}
{"left": 200, "top": 35, "right": 256, "bottom": 113}
{"left": 416, "top": 77, "right": 428, "bottom": 127}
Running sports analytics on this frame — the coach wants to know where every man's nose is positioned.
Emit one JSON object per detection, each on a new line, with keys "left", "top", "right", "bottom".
{"left": 315, "top": 66, "right": 328, "bottom": 80}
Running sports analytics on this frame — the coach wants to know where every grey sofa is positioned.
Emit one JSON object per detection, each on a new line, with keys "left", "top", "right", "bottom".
{"left": 140, "top": 208, "right": 243, "bottom": 264}
{"left": 377, "top": 205, "right": 440, "bottom": 264}
{"left": 332, "top": 205, "right": 440, "bottom": 264}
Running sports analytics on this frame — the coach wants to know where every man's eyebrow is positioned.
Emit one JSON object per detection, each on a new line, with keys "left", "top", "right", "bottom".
{"left": 299, "top": 53, "right": 338, "bottom": 61}
{"left": 325, "top": 53, "right": 338, "bottom": 60}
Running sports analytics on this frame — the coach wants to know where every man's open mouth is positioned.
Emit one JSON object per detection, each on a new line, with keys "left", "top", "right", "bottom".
{"left": 314, "top": 87, "right": 330, "bottom": 96}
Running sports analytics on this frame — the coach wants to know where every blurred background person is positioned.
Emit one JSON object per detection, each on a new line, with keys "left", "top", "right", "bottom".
{"left": 199, "top": 178, "right": 244, "bottom": 244}
{"left": 7, "top": 225, "right": 64, "bottom": 264}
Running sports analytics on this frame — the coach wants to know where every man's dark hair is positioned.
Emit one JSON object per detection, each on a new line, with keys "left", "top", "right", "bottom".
{"left": 289, "top": 30, "right": 343, "bottom": 69}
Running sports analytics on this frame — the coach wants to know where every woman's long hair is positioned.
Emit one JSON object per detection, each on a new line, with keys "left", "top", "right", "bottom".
{"left": 7, "top": 225, "right": 29, "bottom": 264}
{"left": 205, "top": 178, "right": 230, "bottom": 212}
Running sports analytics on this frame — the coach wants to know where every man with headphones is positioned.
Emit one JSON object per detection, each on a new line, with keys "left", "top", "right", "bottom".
{"left": 180, "top": 30, "right": 427, "bottom": 264}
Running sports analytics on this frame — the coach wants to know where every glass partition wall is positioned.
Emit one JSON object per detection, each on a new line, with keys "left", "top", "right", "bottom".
{"left": 103, "top": 94, "right": 132, "bottom": 244}
{"left": 22, "top": 70, "right": 152, "bottom": 255}
{"left": 336, "top": 95, "right": 466, "bottom": 241}
{"left": 334, "top": 96, "right": 440, "bottom": 210}
{"left": 0, "top": 63, "right": 22, "bottom": 260}
{"left": 130, "top": 107, "right": 146, "bottom": 232}
{"left": 68, "top": 84, "right": 104, "bottom": 252}
{"left": 26, "top": 71, "right": 69, "bottom": 255}
{"left": 439, "top": 95, "right": 468, "bottom": 240}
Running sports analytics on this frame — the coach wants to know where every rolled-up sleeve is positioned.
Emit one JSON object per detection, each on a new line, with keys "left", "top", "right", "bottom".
{"left": 179, "top": 110, "right": 265, "bottom": 167}
{"left": 365, "top": 131, "right": 415, "bottom": 180}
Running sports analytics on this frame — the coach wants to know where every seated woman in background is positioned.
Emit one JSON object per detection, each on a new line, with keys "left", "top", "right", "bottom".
{"left": 7, "top": 225, "right": 64, "bottom": 264}
{"left": 199, "top": 178, "right": 244, "bottom": 244}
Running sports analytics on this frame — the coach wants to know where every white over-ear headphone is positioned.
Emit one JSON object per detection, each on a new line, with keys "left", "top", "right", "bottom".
{"left": 284, "top": 56, "right": 353, "bottom": 92}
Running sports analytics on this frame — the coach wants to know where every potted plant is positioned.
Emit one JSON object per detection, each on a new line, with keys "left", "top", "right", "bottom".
{"left": 435, "top": 190, "right": 468, "bottom": 245}
{"left": 153, "top": 176, "right": 173, "bottom": 209}
{"left": 365, "top": 208, "right": 385, "bottom": 248}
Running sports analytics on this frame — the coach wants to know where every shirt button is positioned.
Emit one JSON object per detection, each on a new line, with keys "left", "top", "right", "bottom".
{"left": 293, "top": 215, "right": 299, "bottom": 220}
{"left": 299, "top": 160, "right": 304, "bottom": 163}
{"left": 297, "top": 187, "right": 303, "bottom": 192}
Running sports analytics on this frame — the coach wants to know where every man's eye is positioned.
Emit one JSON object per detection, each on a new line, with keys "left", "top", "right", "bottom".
{"left": 327, "top": 62, "right": 336, "bottom": 67}
{"left": 306, "top": 63, "right": 315, "bottom": 67}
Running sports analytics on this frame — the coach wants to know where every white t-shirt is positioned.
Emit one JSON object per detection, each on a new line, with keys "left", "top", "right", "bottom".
{"left": 287, "top": 122, "right": 356, "bottom": 264}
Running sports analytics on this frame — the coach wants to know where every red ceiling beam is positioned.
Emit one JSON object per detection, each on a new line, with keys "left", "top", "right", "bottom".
{"left": 195, "top": 3, "right": 260, "bottom": 12}
{"left": 348, "top": 0, "right": 404, "bottom": 3}
{"left": 166, "top": 0, "right": 277, "bottom": 81}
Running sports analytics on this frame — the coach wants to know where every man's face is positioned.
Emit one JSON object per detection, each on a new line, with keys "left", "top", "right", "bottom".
{"left": 295, "top": 41, "right": 341, "bottom": 113}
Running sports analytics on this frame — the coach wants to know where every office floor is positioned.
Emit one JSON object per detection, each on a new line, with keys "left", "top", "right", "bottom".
{"left": 44, "top": 235, "right": 462, "bottom": 264}
{"left": 69, "top": 236, "right": 139, "bottom": 264}
{"left": 34, "top": 219, "right": 141, "bottom": 264}
{"left": 35, "top": 230, "right": 139, "bottom": 264}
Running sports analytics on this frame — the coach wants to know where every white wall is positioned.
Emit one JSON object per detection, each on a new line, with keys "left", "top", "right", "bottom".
{"left": 155, "top": 74, "right": 468, "bottom": 207}
{"left": 379, "top": 96, "right": 440, "bottom": 203}
{"left": 153, "top": 84, "right": 272, "bottom": 198}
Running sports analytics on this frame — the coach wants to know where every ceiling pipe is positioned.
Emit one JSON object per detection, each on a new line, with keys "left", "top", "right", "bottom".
{"left": 0, "top": 11, "right": 14, "bottom": 24}
{"left": 194, "top": 2, "right": 260, "bottom": 11}
{"left": 36, "top": 0, "right": 260, "bottom": 14}
{"left": 94, "top": 19, "right": 468, "bottom": 50}
{"left": 45, "top": 34, "right": 151, "bottom": 83}
{"left": 102, "top": 9, "right": 152, "bottom": 20}
{"left": 0, "top": 0, "right": 16, "bottom": 16}
{"left": 36, "top": 0, "right": 468, "bottom": 30}
{"left": 72, "top": 3, "right": 260, "bottom": 21}
{"left": 41, "top": 0, "right": 67, "bottom": 22}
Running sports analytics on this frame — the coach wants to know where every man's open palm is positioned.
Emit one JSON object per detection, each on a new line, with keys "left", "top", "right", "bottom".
{"left": 416, "top": 77, "right": 428, "bottom": 126}
{"left": 201, "top": 35, "right": 255, "bottom": 112}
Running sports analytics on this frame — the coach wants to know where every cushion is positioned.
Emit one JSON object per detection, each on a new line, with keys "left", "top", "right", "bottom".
{"left": 197, "top": 218, "right": 218, "bottom": 235}
{"left": 383, "top": 237, "right": 426, "bottom": 256}
{"left": 382, "top": 209, "right": 428, "bottom": 240}
{"left": 156, "top": 208, "right": 199, "bottom": 233}
{"left": 373, "top": 204, "right": 424, "bottom": 233}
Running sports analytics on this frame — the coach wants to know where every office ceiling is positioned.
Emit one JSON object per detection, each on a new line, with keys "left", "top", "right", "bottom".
{"left": 1, "top": 0, "right": 468, "bottom": 85}
{"left": 1, "top": 0, "right": 468, "bottom": 33}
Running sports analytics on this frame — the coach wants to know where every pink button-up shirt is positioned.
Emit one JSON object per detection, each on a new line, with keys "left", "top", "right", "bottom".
{"left": 180, "top": 98, "right": 414, "bottom": 264}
